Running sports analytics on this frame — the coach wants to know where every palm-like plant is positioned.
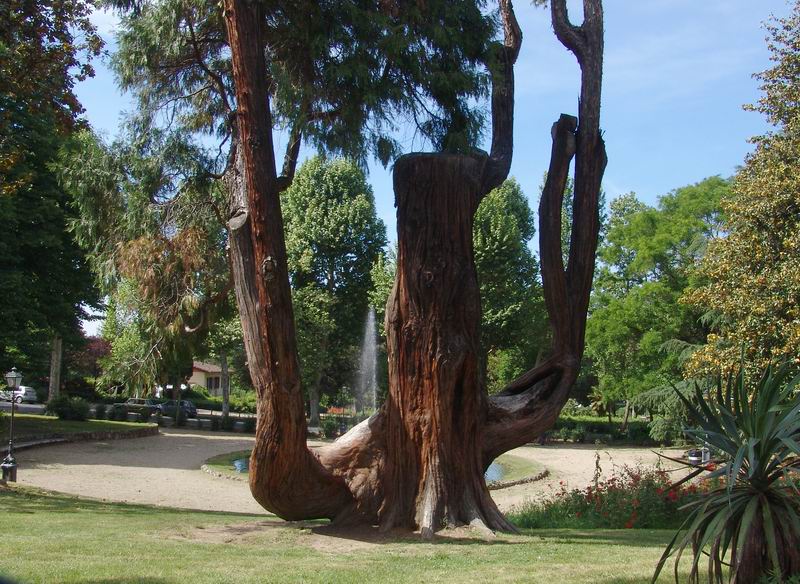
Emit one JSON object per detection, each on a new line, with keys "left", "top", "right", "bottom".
{"left": 653, "top": 362, "right": 800, "bottom": 584}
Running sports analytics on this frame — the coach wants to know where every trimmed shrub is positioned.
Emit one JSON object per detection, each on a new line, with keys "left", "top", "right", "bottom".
{"left": 46, "top": 396, "right": 90, "bottom": 421}
{"left": 94, "top": 403, "right": 107, "bottom": 420}
{"left": 220, "top": 415, "right": 235, "bottom": 432}
{"left": 243, "top": 417, "right": 256, "bottom": 433}
{"left": 109, "top": 404, "right": 128, "bottom": 421}
{"left": 320, "top": 417, "right": 339, "bottom": 438}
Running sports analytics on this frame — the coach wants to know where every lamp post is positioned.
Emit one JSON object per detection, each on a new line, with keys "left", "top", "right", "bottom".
{"left": 2, "top": 367, "right": 22, "bottom": 482}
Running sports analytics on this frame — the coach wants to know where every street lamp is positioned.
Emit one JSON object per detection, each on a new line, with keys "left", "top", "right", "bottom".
{"left": 2, "top": 367, "right": 22, "bottom": 482}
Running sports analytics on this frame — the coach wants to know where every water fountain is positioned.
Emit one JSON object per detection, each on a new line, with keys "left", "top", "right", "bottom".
{"left": 355, "top": 308, "right": 379, "bottom": 413}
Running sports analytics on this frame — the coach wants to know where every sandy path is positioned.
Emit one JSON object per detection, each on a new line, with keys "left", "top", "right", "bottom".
{"left": 16, "top": 429, "right": 684, "bottom": 514}
{"left": 17, "top": 429, "right": 265, "bottom": 515}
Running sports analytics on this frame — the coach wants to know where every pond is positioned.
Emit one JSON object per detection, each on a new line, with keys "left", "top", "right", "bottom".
{"left": 233, "top": 458, "right": 506, "bottom": 482}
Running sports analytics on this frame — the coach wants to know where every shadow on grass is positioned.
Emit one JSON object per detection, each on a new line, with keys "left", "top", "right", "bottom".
{"left": 0, "top": 485, "right": 267, "bottom": 519}
{"left": 524, "top": 528, "right": 676, "bottom": 549}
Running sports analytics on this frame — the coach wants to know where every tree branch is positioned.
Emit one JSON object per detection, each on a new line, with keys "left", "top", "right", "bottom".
{"left": 482, "top": 0, "right": 522, "bottom": 194}
{"left": 186, "top": 9, "right": 232, "bottom": 114}
{"left": 551, "top": 0, "right": 585, "bottom": 60}
{"left": 484, "top": 0, "right": 607, "bottom": 457}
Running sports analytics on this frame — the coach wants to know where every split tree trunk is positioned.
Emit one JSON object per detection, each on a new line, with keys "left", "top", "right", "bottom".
{"left": 220, "top": 0, "right": 605, "bottom": 535}
{"left": 222, "top": 0, "right": 354, "bottom": 521}
{"left": 48, "top": 335, "right": 62, "bottom": 401}
{"left": 380, "top": 153, "right": 512, "bottom": 535}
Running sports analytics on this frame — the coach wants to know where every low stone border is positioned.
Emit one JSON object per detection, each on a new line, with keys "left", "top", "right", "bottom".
{"left": 13, "top": 425, "right": 159, "bottom": 453}
{"left": 201, "top": 461, "right": 550, "bottom": 490}
{"left": 201, "top": 464, "right": 247, "bottom": 482}
{"left": 488, "top": 469, "right": 550, "bottom": 491}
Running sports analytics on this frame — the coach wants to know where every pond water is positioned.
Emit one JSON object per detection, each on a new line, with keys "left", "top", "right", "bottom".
{"left": 233, "top": 458, "right": 505, "bottom": 482}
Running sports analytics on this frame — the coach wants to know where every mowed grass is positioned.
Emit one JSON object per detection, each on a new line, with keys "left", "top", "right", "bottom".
{"left": 205, "top": 450, "right": 543, "bottom": 483}
{"left": 0, "top": 485, "right": 694, "bottom": 584}
{"left": 1, "top": 413, "right": 152, "bottom": 441}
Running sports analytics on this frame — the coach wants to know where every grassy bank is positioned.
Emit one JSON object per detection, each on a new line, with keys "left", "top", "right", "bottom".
{"left": 0, "top": 485, "right": 695, "bottom": 584}
{"left": 0, "top": 413, "right": 152, "bottom": 442}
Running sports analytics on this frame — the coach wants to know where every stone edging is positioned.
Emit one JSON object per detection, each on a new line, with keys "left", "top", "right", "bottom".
{"left": 488, "top": 469, "right": 550, "bottom": 491}
{"left": 201, "top": 464, "right": 247, "bottom": 482}
{"left": 200, "top": 462, "right": 550, "bottom": 490}
{"left": 13, "top": 425, "right": 159, "bottom": 452}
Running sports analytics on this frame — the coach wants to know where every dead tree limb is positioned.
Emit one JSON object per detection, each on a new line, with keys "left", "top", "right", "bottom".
{"left": 484, "top": 0, "right": 607, "bottom": 462}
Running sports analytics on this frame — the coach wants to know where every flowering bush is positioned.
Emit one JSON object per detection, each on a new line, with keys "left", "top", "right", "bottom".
{"left": 509, "top": 463, "right": 703, "bottom": 530}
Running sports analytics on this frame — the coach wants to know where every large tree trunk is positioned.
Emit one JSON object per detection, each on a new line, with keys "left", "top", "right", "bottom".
{"left": 222, "top": 0, "right": 354, "bottom": 521}
{"left": 380, "top": 153, "right": 512, "bottom": 535}
{"left": 220, "top": 0, "right": 605, "bottom": 537}
{"left": 48, "top": 334, "right": 62, "bottom": 401}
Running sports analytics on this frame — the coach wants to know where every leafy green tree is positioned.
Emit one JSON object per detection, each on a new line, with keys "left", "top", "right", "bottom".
{"left": 473, "top": 178, "right": 546, "bottom": 392}
{"left": 282, "top": 156, "right": 387, "bottom": 423}
{"left": 586, "top": 178, "right": 728, "bottom": 426}
{"left": 685, "top": 6, "right": 800, "bottom": 375}
{"left": 0, "top": 0, "right": 103, "bottom": 383}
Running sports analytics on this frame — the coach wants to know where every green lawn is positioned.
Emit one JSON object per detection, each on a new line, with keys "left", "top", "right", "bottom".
{"left": 205, "top": 450, "right": 543, "bottom": 483}
{"left": 0, "top": 485, "right": 694, "bottom": 584}
{"left": 0, "top": 413, "right": 153, "bottom": 441}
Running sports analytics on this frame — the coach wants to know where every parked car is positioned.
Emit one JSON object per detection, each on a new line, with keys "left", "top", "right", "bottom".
{"left": 160, "top": 399, "right": 197, "bottom": 418}
{"left": 0, "top": 385, "right": 38, "bottom": 404}
{"left": 124, "top": 398, "right": 163, "bottom": 414}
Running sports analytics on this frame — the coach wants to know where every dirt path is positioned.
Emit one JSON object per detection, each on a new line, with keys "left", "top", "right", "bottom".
{"left": 17, "top": 428, "right": 265, "bottom": 515}
{"left": 16, "top": 429, "right": 684, "bottom": 514}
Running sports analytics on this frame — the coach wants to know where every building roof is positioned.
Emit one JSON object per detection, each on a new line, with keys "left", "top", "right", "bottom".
{"left": 192, "top": 361, "right": 222, "bottom": 374}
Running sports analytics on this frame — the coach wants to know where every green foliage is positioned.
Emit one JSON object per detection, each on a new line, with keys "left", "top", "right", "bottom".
{"left": 369, "top": 250, "right": 396, "bottom": 336}
{"left": 1, "top": 0, "right": 103, "bottom": 377}
{"left": 509, "top": 465, "right": 694, "bottom": 530}
{"left": 551, "top": 416, "right": 654, "bottom": 445}
{"left": 94, "top": 403, "right": 107, "bottom": 420}
{"left": 320, "top": 416, "right": 340, "bottom": 439}
{"left": 473, "top": 179, "right": 546, "bottom": 391}
{"left": 684, "top": 6, "right": 800, "bottom": 375}
{"left": 46, "top": 396, "right": 90, "bottom": 421}
{"left": 586, "top": 179, "right": 728, "bottom": 419}
{"left": 283, "top": 156, "right": 387, "bottom": 406}
{"left": 653, "top": 362, "right": 800, "bottom": 583}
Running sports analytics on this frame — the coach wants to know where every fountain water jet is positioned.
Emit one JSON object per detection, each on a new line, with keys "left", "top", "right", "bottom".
{"left": 355, "top": 308, "right": 378, "bottom": 413}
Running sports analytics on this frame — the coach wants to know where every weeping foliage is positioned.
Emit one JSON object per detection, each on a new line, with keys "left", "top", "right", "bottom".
{"left": 109, "top": 0, "right": 497, "bottom": 167}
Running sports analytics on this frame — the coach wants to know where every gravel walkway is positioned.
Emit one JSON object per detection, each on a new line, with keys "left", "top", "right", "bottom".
{"left": 16, "top": 429, "right": 684, "bottom": 514}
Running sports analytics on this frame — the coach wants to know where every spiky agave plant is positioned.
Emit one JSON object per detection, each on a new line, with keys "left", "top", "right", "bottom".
{"left": 653, "top": 362, "right": 800, "bottom": 584}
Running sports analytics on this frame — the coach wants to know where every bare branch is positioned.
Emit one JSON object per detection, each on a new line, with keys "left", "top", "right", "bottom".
{"left": 551, "top": 0, "right": 585, "bottom": 59}
{"left": 482, "top": 0, "right": 523, "bottom": 193}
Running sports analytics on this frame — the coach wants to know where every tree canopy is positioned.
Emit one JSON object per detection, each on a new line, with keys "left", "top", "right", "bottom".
{"left": 585, "top": 177, "right": 728, "bottom": 419}
{"left": 0, "top": 0, "right": 102, "bottom": 378}
{"left": 684, "top": 5, "right": 800, "bottom": 374}
{"left": 473, "top": 178, "right": 546, "bottom": 392}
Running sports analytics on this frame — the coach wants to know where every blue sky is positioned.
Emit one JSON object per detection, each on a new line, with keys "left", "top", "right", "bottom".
{"left": 78, "top": 0, "right": 789, "bottom": 333}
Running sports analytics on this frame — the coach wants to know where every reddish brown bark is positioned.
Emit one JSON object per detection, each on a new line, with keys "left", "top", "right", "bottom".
{"left": 222, "top": 0, "right": 353, "bottom": 520}
{"left": 380, "top": 153, "right": 513, "bottom": 535}
{"left": 220, "top": 0, "right": 606, "bottom": 536}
